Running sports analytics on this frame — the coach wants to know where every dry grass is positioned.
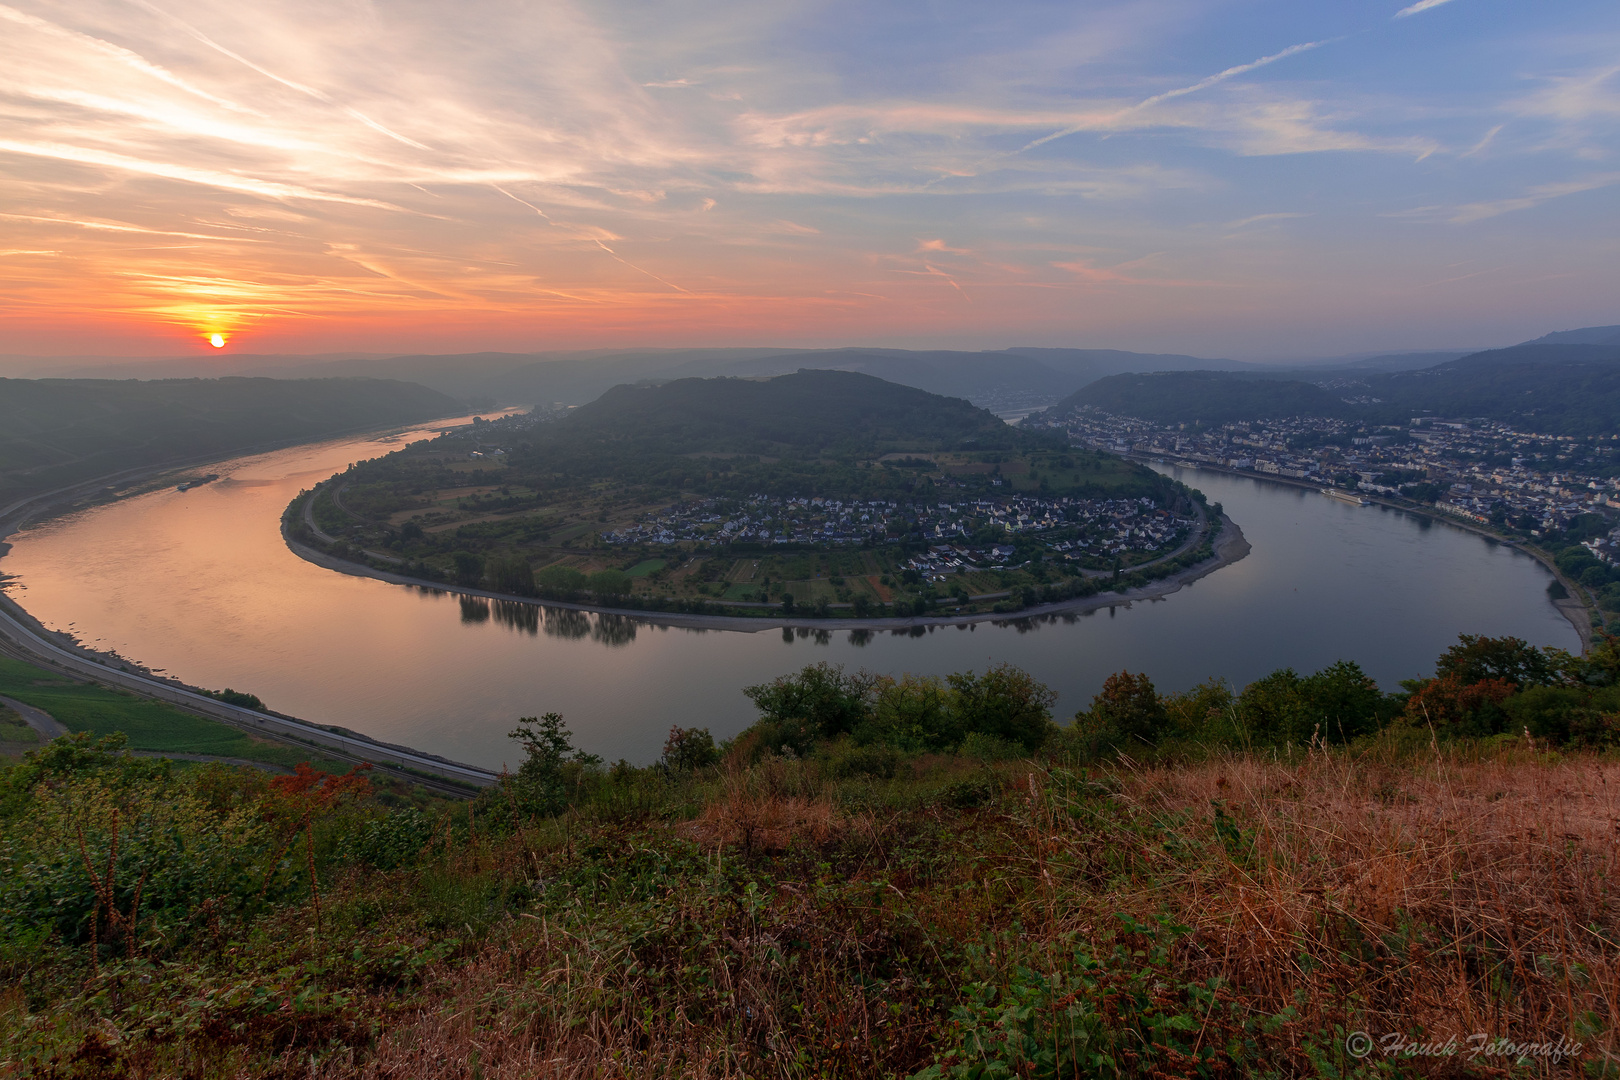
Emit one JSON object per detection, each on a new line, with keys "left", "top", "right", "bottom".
{"left": 1014, "top": 744, "right": 1620, "bottom": 1073}
{"left": 10, "top": 746, "right": 1619, "bottom": 1078}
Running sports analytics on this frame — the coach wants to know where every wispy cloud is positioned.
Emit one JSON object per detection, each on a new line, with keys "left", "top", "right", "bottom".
{"left": 0, "top": 0, "right": 1615, "bottom": 355}
{"left": 1395, "top": 0, "right": 1460, "bottom": 18}
{"left": 1018, "top": 40, "right": 1328, "bottom": 153}
{"left": 1387, "top": 172, "right": 1620, "bottom": 223}
{"left": 1220, "top": 212, "right": 1309, "bottom": 229}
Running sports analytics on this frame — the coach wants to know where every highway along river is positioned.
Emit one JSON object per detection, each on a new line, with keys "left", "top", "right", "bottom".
{"left": 1, "top": 428, "right": 1580, "bottom": 769}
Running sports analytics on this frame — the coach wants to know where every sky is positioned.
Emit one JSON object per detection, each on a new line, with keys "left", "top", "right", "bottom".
{"left": 1, "top": 0, "right": 1617, "bottom": 361}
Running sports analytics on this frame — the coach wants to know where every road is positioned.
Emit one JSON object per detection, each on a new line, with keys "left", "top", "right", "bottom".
{"left": 0, "top": 693, "right": 67, "bottom": 739}
{"left": 0, "top": 595, "right": 496, "bottom": 795}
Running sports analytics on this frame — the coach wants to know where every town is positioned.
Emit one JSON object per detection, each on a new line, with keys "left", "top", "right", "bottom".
{"left": 602, "top": 492, "right": 1195, "bottom": 573}
{"left": 1034, "top": 406, "right": 1620, "bottom": 562}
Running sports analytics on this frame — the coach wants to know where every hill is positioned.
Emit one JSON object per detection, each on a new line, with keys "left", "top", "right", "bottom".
{"left": 0, "top": 377, "right": 462, "bottom": 507}
{"left": 1039, "top": 342, "right": 1620, "bottom": 435}
{"left": 1524, "top": 324, "right": 1620, "bottom": 347}
{"left": 1047, "top": 370, "right": 1352, "bottom": 426}
{"left": 305, "top": 370, "right": 1192, "bottom": 615}
{"left": 555, "top": 369, "right": 1039, "bottom": 456}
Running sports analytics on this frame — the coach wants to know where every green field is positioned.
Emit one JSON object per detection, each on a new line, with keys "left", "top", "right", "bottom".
{"left": 624, "top": 558, "right": 666, "bottom": 577}
{"left": 0, "top": 655, "right": 347, "bottom": 770}
{"left": 0, "top": 703, "right": 39, "bottom": 747}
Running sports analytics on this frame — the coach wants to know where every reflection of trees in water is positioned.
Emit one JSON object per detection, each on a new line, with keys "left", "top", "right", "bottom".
{"left": 493, "top": 601, "right": 539, "bottom": 635}
{"left": 593, "top": 613, "right": 638, "bottom": 647}
{"left": 543, "top": 607, "right": 591, "bottom": 640}
{"left": 459, "top": 596, "right": 490, "bottom": 624}
{"left": 847, "top": 629, "right": 872, "bottom": 647}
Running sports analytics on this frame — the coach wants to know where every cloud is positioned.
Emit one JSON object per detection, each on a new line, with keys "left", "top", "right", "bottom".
{"left": 1510, "top": 67, "right": 1620, "bottom": 123}
{"left": 1220, "top": 212, "right": 1309, "bottom": 229}
{"left": 1395, "top": 0, "right": 1460, "bottom": 18}
{"left": 1387, "top": 172, "right": 1620, "bottom": 223}
{"left": 1018, "top": 39, "right": 1329, "bottom": 153}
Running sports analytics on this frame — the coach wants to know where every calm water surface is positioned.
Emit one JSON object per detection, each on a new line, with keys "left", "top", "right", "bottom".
{"left": 2, "top": 428, "right": 1580, "bottom": 769}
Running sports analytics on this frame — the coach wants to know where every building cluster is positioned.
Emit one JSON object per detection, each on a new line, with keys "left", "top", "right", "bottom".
{"left": 1039, "top": 408, "right": 1620, "bottom": 543}
{"left": 602, "top": 493, "right": 1193, "bottom": 568}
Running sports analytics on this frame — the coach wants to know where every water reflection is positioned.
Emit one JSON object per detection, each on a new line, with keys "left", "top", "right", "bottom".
{"left": 493, "top": 601, "right": 539, "bottom": 635}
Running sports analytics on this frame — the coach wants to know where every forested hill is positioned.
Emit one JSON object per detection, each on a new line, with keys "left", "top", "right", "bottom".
{"left": 0, "top": 377, "right": 461, "bottom": 506}
{"left": 554, "top": 370, "right": 1049, "bottom": 456}
{"left": 1042, "top": 342, "right": 1620, "bottom": 434}
{"left": 1050, "top": 371, "right": 1351, "bottom": 426}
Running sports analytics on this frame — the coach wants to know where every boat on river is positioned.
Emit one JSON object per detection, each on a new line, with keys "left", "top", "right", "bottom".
{"left": 177, "top": 473, "right": 220, "bottom": 492}
{"left": 1322, "top": 487, "right": 1370, "bottom": 507}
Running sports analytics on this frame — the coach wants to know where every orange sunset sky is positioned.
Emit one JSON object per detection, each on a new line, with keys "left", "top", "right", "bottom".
{"left": 1, "top": 0, "right": 1617, "bottom": 360}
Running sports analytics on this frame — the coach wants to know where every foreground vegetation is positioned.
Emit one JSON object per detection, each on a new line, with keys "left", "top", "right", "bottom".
{"left": 2, "top": 635, "right": 1618, "bottom": 1077}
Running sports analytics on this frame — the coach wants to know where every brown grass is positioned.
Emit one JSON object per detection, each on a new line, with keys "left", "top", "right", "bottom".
{"left": 325, "top": 748, "right": 1620, "bottom": 1077}
{"left": 16, "top": 746, "right": 1619, "bottom": 1078}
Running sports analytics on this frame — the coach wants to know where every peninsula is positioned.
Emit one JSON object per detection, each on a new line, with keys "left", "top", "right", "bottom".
{"left": 283, "top": 370, "right": 1242, "bottom": 624}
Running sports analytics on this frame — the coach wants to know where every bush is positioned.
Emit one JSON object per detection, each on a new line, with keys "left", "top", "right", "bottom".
{"left": 340, "top": 808, "right": 435, "bottom": 871}
{"left": 819, "top": 739, "right": 902, "bottom": 779}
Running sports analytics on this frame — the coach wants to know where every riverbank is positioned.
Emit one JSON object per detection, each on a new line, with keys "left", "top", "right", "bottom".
{"left": 283, "top": 509, "right": 1251, "bottom": 632}
{"left": 1137, "top": 456, "right": 1599, "bottom": 650}
{"left": 0, "top": 582, "right": 495, "bottom": 795}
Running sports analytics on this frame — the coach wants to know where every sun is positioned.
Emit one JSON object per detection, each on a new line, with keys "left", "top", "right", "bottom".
{"left": 209, "top": 333, "right": 226, "bottom": 348}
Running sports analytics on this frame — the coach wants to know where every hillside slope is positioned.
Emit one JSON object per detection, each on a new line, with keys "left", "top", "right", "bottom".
{"left": 1045, "top": 371, "right": 1351, "bottom": 426}
{"left": 0, "top": 377, "right": 462, "bottom": 505}
{"left": 555, "top": 369, "right": 1042, "bottom": 456}
{"left": 1039, "top": 343, "right": 1620, "bottom": 435}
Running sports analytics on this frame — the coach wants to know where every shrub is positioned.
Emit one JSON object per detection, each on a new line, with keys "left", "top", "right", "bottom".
{"left": 339, "top": 808, "right": 435, "bottom": 871}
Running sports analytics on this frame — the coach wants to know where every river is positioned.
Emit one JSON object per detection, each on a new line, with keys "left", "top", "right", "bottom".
{"left": 0, "top": 426, "right": 1580, "bottom": 769}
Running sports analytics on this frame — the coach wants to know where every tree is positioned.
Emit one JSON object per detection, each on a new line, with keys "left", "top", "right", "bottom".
{"left": 948, "top": 663, "right": 1058, "bottom": 751}
{"left": 535, "top": 564, "right": 586, "bottom": 599}
{"left": 506, "top": 713, "right": 602, "bottom": 815}
{"left": 864, "top": 674, "right": 955, "bottom": 751}
{"left": 452, "top": 550, "right": 485, "bottom": 586}
{"left": 661, "top": 725, "right": 718, "bottom": 771}
{"left": 1079, "top": 671, "right": 1168, "bottom": 744}
{"left": 743, "top": 662, "right": 875, "bottom": 740}
{"left": 488, "top": 554, "right": 536, "bottom": 596}
{"left": 587, "top": 569, "right": 632, "bottom": 600}
{"left": 1434, "top": 634, "right": 1554, "bottom": 689}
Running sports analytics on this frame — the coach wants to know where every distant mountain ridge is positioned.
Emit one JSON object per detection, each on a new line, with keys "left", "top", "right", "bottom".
{"left": 1524, "top": 325, "right": 1620, "bottom": 347}
{"left": 1038, "top": 330, "right": 1620, "bottom": 435}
